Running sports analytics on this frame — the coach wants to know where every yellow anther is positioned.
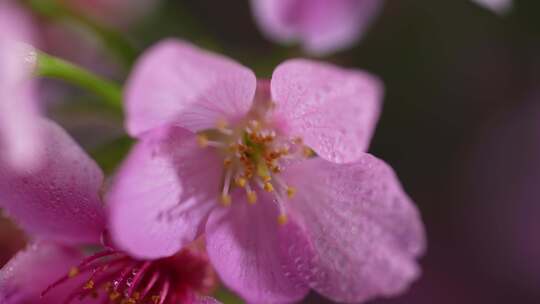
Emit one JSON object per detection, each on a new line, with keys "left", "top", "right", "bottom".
{"left": 151, "top": 295, "right": 161, "bottom": 304}
{"left": 267, "top": 151, "right": 279, "bottom": 159}
{"left": 68, "top": 267, "right": 79, "bottom": 278}
{"left": 271, "top": 165, "right": 281, "bottom": 174}
{"left": 247, "top": 191, "right": 257, "bottom": 204}
{"left": 223, "top": 158, "right": 232, "bottom": 167}
{"left": 132, "top": 292, "right": 141, "bottom": 300}
{"left": 264, "top": 182, "right": 274, "bottom": 192}
{"left": 277, "top": 214, "right": 288, "bottom": 225}
{"left": 109, "top": 291, "right": 121, "bottom": 301}
{"left": 235, "top": 177, "right": 247, "bottom": 187}
{"left": 220, "top": 194, "right": 232, "bottom": 206}
{"left": 303, "top": 147, "right": 314, "bottom": 157}
{"left": 286, "top": 186, "right": 296, "bottom": 198}
{"left": 216, "top": 118, "right": 229, "bottom": 130}
{"left": 249, "top": 120, "right": 261, "bottom": 131}
{"left": 262, "top": 175, "right": 272, "bottom": 183}
{"left": 83, "top": 280, "right": 95, "bottom": 290}
{"left": 237, "top": 144, "right": 249, "bottom": 153}
{"left": 197, "top": 134, "right": 209, "bottom": 148}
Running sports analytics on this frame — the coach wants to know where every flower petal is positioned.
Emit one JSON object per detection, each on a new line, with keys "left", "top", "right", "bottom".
{"left": 250, "top": 0, "right": 299, "bottom": 44}
{"left": 271, "top": 59, "right": 383, "bottom": 163}
{"left": 0, "top": 242, "right": 94, "bottom": 304}
{"left": 125, "top": 39, "right": 257, "bottom": 137}
{"left": 0, "top": 2, "right": 35, "bottom": 85}
{"left": 107, "top": 127, "right": 221, "bottom": 259}
{"left": 0, "top": 2, "right": 41, "bottom": 170}
{"left": 0, "top": 118, "right": 105, "bottom": 245}
{"left": 280, "top": 155, "right": 426, "bottom": 303}
{"left": 206, "top": 195, "right": 309, "bottom": 304}
{"left": 472, "top": 0, "right": 512, "bottom": 14}
{"left": 251, "top": 0, "right": 383, "bottom": 55}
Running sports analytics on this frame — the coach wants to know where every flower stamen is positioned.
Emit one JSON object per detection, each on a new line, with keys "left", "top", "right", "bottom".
{"left": 42, "top": 248, "right": 213, "bottom": 304}
{"left": 197, "top": 115, "right": 307, "bottom": 222}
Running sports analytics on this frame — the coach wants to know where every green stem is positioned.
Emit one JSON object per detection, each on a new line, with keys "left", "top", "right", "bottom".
{"left": 36, "top": 52, "right": 122, "bottom": 112}
{"left": 24, "top": 0, "right": 137, "bottom": 67}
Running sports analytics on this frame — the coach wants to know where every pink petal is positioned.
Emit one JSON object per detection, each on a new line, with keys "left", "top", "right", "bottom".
{"left": 0, "top": 119, "right": 105, "bottom": 245}
{"left": 0, "top": 242, "right": 94, "bottom": 304}
{"left": 107, "top": 127, "right": 221, "bottom": 259}
{"left": 125, "top": 39, "right": 257, "bottom": 137}
{"left": 250, "top": 0, "right": 299, "bottom": 44}
{"left": 0, "top": 85, "right": 41, "bottom": 171}
{"left": 206, "top": 195, "right": 309, "bottom": 304}
{"left": 281, "top": 155, "right": 426, "bottom": 303}
{"left": 271, "top": 59, "right": 383, "bottom": 163}
{"left": 472, "top": 0, "right": 512, "bottom": 14}
{"left": 251, "top": 0, "right": 383, "bottom": 55}
{"left": 0, "top": 2, "right": 41, "bottom": 170}
{"left": 0, "top": 2, "right": 35, "bottom": 84}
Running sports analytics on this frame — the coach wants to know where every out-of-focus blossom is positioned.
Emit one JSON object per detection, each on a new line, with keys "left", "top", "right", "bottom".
{"left": 250, "top": 0, "right": 383, "bottom": 55}
{"left": 0, "top": 117, "right": 220, "bottom": 303}
{"left": 472, "top": 0, "right": 512, "bottom": 14}
{"left": 38, "top": 242, "right": 219, "bottom": 304}
{"left": 0, "top": 2, "right": 41, "bottom": 170}
{"left": 108, "top": 39, "right": 426, "bottom": 303}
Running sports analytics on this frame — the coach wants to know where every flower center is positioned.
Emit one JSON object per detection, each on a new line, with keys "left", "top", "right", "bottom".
{"left": 196, "top": 117, "right": 313, "bottom": 225}
{"left": 42, "top": 248, "right": 214, "bottom": 304}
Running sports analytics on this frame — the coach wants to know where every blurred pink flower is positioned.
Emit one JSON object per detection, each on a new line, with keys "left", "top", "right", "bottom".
{"left": 472, "top": 0, "right": 512, "bottom": 14}
{"left": 108, "top": 39, "right": 426, "bottom": 303}
{"left": 0, "top": 2, "right": 42, "bottom": 170}
{"left": 0, "top": 118, "right": 219, "bottom": 303}
{"left": 1, "top": 241, "right": 219, "bottom": 304}
{"left": 250, "top": 0, "right": 383, "bottom": 55}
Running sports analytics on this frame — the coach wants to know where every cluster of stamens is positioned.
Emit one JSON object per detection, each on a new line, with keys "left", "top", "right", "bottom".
{"left": 42, "top": 248, "right": 212, "bottom": 304}
{"left": 197, "top": 119, "right": 313, "bottom": 225}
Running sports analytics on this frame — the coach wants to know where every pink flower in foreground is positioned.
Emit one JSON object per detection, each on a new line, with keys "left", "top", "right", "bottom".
{"left": 472, "top": 0, "right": 512, "bottom": 14}
{"left": 0, "top": 119, "right": 219, "bottom": 303}
{"left": 250, "top": 0, "right": 383, "bottom": 55}
{"left": 0, "top": 2, "right": 41, "bottom": 170}
{"left": 108, "top": 39, "right": 426, "bottom": 303}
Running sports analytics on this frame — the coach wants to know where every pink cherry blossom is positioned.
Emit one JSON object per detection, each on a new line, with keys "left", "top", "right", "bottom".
{"left": 0, "top": 38, "right": 219, "bottom": 302}
{"left": 109, "top": 39, "right": 426, "bottom": 303}
{"left": 0, "top": 118, "right": 221, "bottom": 304}
{"left": 472, "top": 0, "right": 512, "bottom": 14}
{"left": 250, "top": 0, "right": 383, "bottom": 55}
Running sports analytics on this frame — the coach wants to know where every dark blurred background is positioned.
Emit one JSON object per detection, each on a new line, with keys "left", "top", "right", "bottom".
{"left": 3, "top": 0, "right": 540, "bottom": 303}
